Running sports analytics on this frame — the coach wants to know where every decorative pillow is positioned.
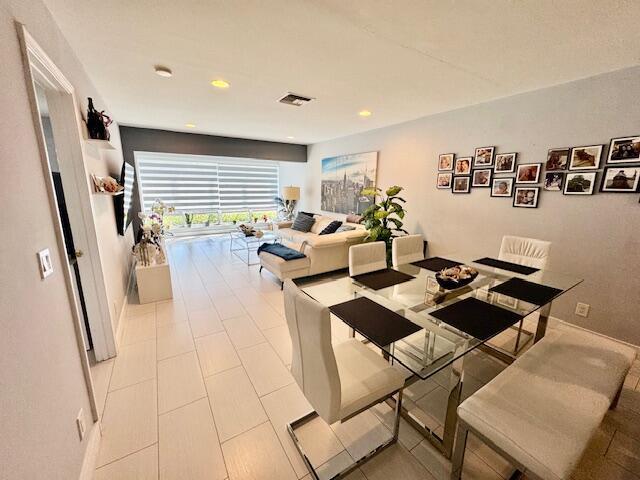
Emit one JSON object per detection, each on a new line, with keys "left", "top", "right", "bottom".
{"left": 319, "top": 220, "right": 343, "bottom": 235}
{"left": 346, "top": 214, "right": 363, "bottom": 224}
{"left": 291, "top": 213, "right": 315, "bottom": 232}
{"left": 310, "top": 216, "right": 331, "bottom": 234}
{"left": 336, "top": 225, "right": 356, "bottom": 233}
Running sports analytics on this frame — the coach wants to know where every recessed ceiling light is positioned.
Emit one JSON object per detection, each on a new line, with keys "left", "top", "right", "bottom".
{"left": 185, "top": 123, "right": 196, "bottom": 128}
{"left": 154, "top": 65, "right": 173, "bottom": 77}
{"left": 358, "top": 110, "right": 372, "bottom": 117}
{"left": 287, "top": 136, "right": 295, "bottom": 140}
{"left": 211, "top": 79, "right": 230, "bottom": 89}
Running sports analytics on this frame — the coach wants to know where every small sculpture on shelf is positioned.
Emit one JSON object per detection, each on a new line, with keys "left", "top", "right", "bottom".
{"left": 91, "top": 174, "right": 123, "bottom": 194}
{"left": 86, "top": 97, "right": 112, "bottom": 141}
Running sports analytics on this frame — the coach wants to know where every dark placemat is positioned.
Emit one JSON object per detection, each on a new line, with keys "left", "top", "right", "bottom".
{"left": 412, "top": 257, "right": 463, "bottom": 272}
{"left": 352, "top": 268, "right": 415, "bottom": 290}
{"left": 329, "top": 297, "right": 422, "bottom": 347}
{"left": 430, "top": 297, "right": 523, "bottom": 340}
{"left": 489, "top": 277, "right": 563, "bottom": 306}
{"left": 473, "top": 257, "right": 539, "bottom": 275}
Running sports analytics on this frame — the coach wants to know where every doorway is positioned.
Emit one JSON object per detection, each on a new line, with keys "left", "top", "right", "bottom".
{"left": 34, "top": 84, "right": 93, "bottom": 350}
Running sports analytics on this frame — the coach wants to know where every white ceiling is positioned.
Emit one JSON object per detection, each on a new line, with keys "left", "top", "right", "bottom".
{"left": 43, "top": 0, "right": 640, "bottom": 145}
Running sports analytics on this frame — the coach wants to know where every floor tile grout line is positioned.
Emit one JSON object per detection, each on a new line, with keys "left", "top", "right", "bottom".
{"left": 95, "top": 441, "right": 158, "bottom": 472}
{"left": 190, "top": 315, "right": 232, "bottom": 480}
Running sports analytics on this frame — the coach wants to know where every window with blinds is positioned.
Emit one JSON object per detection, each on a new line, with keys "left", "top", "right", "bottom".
{"left": 134, "top": 152, "right": 279, "bottom": 214}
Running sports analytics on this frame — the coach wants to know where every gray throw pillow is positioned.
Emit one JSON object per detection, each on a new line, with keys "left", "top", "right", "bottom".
{"left": 291, "top": 213, "right": 315, "bottom": 232}
{"left": 335, "top": 225, "right": 356, "bottom": 233}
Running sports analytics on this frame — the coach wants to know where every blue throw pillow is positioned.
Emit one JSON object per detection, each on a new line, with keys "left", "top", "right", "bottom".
{"left": 336, "top": 225, "right": 356, "bottom": 233}
{"left": 319, "top": 220, "right": 342, "bottom": 235}
{"left": 291, "top": 213, "right": 315, "bottom": 232}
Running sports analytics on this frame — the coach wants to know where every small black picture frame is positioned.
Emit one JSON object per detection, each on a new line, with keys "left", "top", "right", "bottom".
{"left": 452, "top": 176, "right": 471, "bottom": 193}
{"left": 436, "top": 172, "right": 453, "bottom": 189}
{"left": 490, "top": 178, "right": 514, "bottom": 197}
{"left": 495, "top": 153, "right": 517, "bottom": 173}
{"left": 474, "top": 146, "right": 495, "bottom": 168}
{"left": 563, "top": 172, "right": 597, "bottom": 195}
{"left": 513, "top": 187, "right": 540, "bottom": 208}
{"left": 471, "top": 168, "right": 492, "bottom": 187}
{"left": 600, "top": 166, "right": 640, "bottom": 193}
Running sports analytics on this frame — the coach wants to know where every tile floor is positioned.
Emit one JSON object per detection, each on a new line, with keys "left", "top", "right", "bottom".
{"left": 90, "top": 235, "right": 640, "bottom": 480}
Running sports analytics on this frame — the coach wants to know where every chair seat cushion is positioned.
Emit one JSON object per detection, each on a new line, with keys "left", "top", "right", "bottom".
{"left": 458, "top": 323, "right": 636, "bottom": 480}
{"left": 334, "top": 339, "right": 405, "bottom": 420}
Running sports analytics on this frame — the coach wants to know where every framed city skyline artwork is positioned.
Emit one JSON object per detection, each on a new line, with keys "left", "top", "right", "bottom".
{"left": 320, "top": 151, "right": 378, "bottom": 214}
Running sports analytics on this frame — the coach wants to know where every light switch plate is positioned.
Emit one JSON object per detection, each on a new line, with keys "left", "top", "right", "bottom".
{"left": 37, "top": 249, "right": 53, "bottom": 279}
{"left": 76, "top": 409, "right": 85, "bottom": 441}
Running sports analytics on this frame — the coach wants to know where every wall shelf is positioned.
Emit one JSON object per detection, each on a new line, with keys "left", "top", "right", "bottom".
{"left": 84, "top": 138, "right": 115, "bottom": 150}
{"left": 94, "top": 190, "right": 124, "bottom": 196}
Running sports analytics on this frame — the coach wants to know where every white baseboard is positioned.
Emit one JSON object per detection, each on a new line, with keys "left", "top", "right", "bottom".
{"left": 115, "top": 260, "right": 136, "bottom": 350}
{"left": 553, "top": 316, "right": 640, "bottom": 353}
{"left": 78, "top": 422, "right": 101, "bottom": 480}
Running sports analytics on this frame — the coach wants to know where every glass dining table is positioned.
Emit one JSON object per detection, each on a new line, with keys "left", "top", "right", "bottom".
{"left": 295, "top": 254, "right": 583, "bottom": 458}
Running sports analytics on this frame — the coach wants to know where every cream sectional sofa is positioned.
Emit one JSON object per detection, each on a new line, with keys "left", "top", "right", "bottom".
{"left": 258, "top": 215, "right": 367, "bottom": 283}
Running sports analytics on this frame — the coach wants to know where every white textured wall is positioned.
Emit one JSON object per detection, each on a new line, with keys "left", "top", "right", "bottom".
{"left": 0, "top": 0, "right": 132, "bottom": 477}
{"left": 307, "top": 66, "right": 640, "bottom": 345}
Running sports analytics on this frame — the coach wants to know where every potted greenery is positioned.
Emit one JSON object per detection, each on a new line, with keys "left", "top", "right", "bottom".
{"left": 184, "top": 213, "right": 194, "bottom": 228}
{"left": 360, "top": 185, "right": 408, "bottom": 266}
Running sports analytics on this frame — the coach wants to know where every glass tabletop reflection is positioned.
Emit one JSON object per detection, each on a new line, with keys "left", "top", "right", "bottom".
{"left": 297, "top": 254, "right": 583, "bottom": 380}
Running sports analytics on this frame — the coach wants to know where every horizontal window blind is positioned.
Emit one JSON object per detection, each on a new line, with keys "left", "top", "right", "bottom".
{"left": 135, "top": 152, "right": 279, "bottom": 214}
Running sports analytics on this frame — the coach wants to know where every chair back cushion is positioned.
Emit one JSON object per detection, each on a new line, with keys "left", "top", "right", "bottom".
{"left": 291, "top": 213, "right": 315, "bottom": 232}
{"left": 391, "top": 234, "right": 424, "bottom": 267}
{"left": 499, "top": 235, "right": 551, "bottom": 270}
{"left": 283, "top": 280, "right": 342, "bottom": 423}
{"left": 349, "top": 242, "right": 387, "bottom": 276}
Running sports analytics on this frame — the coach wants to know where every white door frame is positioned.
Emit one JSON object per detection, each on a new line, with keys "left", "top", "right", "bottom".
{"left": 16, "top": 24, "right": 119, "bottom": 418}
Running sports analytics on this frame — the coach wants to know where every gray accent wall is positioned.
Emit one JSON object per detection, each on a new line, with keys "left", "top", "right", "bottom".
{"left": 119, "top": 126, "right": 307, "bottom": 234}
{"left": 306, "top": 66, "right": 640, "bottom": 345}
{"left": 119, "top": 126, "right": 307, "bottom": 164}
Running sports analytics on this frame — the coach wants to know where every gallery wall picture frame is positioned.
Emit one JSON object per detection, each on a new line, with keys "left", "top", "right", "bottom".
{"left": 490, "top": 178, "right": 514, "bottom": 197}
{"left": 543, "top": 172, "right": 565, "bottom": 191}
{"left": 454, "top": 156, "right": 472, "bottom": 174}
{"left": 563, "top": 172, "right": 597, "bottom": 195}
{"left": 495, "top": 153, "right": 517, "bottom": 173}
{"left": 600, "top": 166, "right": 640, "bottom": 193}
{"left": 452, "top": 176, "right": 471, "bottom": 193}
{"left": 607, "top": 136, "right": 640, "bottom": 164}
{"left": 438, "top": 153, "right": 455, "bottom": 171}
{"left": 516, "top": 163, "right": 542, "bottom": 184}
{"left": 568, "top": 145, "right": 603, "bottom": 170}
{"left": 437, "top": 172, "right": 453, "bottom": 189}
{"left": 472, "top": 168, "right": 492, "bottom": 187}
{"left": 545, "top": 148, "right": 570, "bottom": 171}
{"left": 513, "top": 187, "right": 540, "bottom": 208}
{"left": 474, "top": 146, "right": 495, "bottom": 168}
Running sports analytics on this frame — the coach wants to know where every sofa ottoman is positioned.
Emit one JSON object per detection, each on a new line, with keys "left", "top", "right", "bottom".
{"left": 258, "top": 250, "right": 311, "bottom": 285}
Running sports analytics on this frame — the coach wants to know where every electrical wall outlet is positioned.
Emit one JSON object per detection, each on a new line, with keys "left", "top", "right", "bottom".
{"left": 76, "top": 409, "right": 86, "bottom": 441}
{"left": 575, "top": 302, "right": 590, "bottom": 318}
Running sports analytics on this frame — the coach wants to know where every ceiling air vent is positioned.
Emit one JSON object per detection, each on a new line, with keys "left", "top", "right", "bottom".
{"left": 278, "top": 92, "right": 314, "bottom": 106}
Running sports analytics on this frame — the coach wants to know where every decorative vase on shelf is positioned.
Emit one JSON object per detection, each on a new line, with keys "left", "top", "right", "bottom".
{"left": 86, "top": 97, "right": 112, "bottom": 141}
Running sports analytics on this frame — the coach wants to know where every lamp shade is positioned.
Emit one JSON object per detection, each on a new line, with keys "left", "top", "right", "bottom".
{"left": 282, "top": 186, "right": 300, "bottom": 201}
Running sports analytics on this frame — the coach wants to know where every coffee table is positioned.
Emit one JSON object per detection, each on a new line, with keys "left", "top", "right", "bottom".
{"left": 229, "top": 230, "right": 276, "bottom": 265}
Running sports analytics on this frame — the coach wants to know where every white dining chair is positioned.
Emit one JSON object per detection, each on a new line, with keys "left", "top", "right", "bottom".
{"left": 499, "top": 235, "right": 551, "bottom": 269}
{"left": 391, "top": 234, "right": 424, "bottom": 267}
{"left": 283, "top": 280, "right": 405, "bottom": 479}
{"left": 349, "top": 241, "right": 387, "bottom": 276}
{"left": 497, "top": 235, "right": 552, "bottom": 355}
